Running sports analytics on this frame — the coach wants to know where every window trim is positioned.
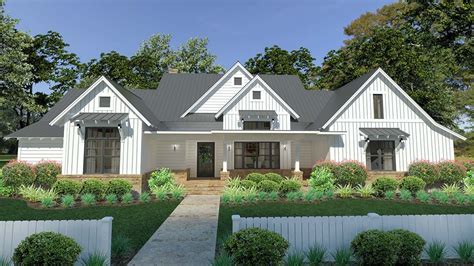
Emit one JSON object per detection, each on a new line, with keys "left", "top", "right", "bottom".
{"left": 234, "top": 77, "right": 242, "bottom": 86}
{"left": 98, "top": 96, "right": 111, "bottom": 108}
{"left": 234, "top": 142, "right": 280, "bottom": 169}
{"left": 252, "top": 90, "right": 262, "bottom": 100}
{"left": 84, "top": 127, "right": 120, "bottom": 174}
{"left": 373, "top": 94, "right": 384, "bottom": 119}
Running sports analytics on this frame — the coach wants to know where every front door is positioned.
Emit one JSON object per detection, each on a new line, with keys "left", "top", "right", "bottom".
{"left": 366, "top": 141, "right": 395, "bottom": 171}
{"left": 197, "top": 142, "right": 215, "bottom": 177}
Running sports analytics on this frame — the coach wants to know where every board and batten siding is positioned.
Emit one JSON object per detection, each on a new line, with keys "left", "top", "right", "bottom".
{"left": 62, "top": 81, "right": 143, "bottom": 175}
{"left": 327, "top": 75, "right": 454, "bottom": 171}
{"left": 195, "top": 69, "right": 250, "bottom": 113}
{"left": 223, "top": 83, "right": 291, "bottom": 130}
{"left": 17, "top": 138, "right": 63, "bottom": 164}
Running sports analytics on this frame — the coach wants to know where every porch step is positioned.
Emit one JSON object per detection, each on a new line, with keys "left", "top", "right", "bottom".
{"left": 180, "top": 179, "right": 226, "bottom": 195}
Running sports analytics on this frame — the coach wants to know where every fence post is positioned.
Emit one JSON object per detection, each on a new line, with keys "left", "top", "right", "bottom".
{"left": 101, "top": 217, "right": 114, "bottom": 266}
{"left": 232, "top": 215, "right": 241, "bottom": 233}
{"left": 367, "top": 213, "right": 382, "bottom": 230}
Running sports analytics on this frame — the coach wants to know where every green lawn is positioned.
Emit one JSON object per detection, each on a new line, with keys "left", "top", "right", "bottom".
{"left": 0, "top": 198, "right": 179, "bottom": 260}
{"left": 217, "top": 199, "right": 474, "bottom": 244}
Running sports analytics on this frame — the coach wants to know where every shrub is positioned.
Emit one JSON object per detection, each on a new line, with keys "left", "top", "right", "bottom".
{"left": 425, "top": 241, "right": 446, "bottom": 263}
{"left": 211, "top": 252, "right": 233, "bottom": 266}
{"left": 112, "top": 234, "right": 131, "bottom": 261}
{"left": 464, "top": 170, "right": 474, "bottom": 186}
{"left": 81, "top": 252, "right": 108, "bottom": 266}
{"left": 224, "top": 228, "right": 289, "bottom": 265}
{"left": 441, "top": 183, "right": 460, "bottom": 196}
{"left": 334, "top": 161, "right": 368, "bottom": 186}
{"left": 148, "top": 168, "right": 173, "bottom": 189}
{"left": 53, "top": 179, "right": 82, "bottom": 196}
{"left": 40, "top": 196, "right": 55, "bottom": 208}
{"left": 308, "top": 166, "right": 335, "bottom": 192}
{"left": 81, "top": 193, "right": 96, "bottom": 206}
{"left": 351, "top": 229, "right": 401, "bottom": 266}
{"left": 438, "top": 161, "right": 466, "bottom": 185}
{"left": 432, "top": 190, "right": 450, "bottom": 204}
{"left": 107, "top": 179, "right": 132, "bottom": 197}
{"left": 331, "top": 247, "right": 352, "bottom": 266}
{"left": 139, "top": 192, "right": 150, "bottom": 203}
{"left": 61, "top": 194, "right": 75, "bottom": 208}
{"left": 264, "top": 173, "right": 284, "bottom": 183}
{"left": 399, "top": 189, "right": 412, "bottom": 201}
{"left": 453, "top": 192, "right": 468, "bottom": 205}
{"left": 18, "top": 185, "right": 57, "bottom": 202}
{"left": 390, "top": 229, "right": 425, "bottom": 265}
{"left": 286, "top": 251, "right": 305, "bottom": 266}
{"left": 372, "top": 177, "right": 398, "bottom": 195}
{"left": 2, "top": 161, "right": 35, "bottom": 189}
{"left": 268, "top": 191, "right": 279, "bottom": 201}
{"left": 454, "top": 241, "right": 474, "bottom": 263}
{"left": 463, "top": 161, "right": 474, "bottom": 172}
{"left": 416, "top": 190, "right": 431, "bottom": 203}
{"left": 257, "top": 180, "right": 279, "bottom": 192}
{"left": 357, "top": 184, "right": 375, "bottom": 198}
{"left": 226, "top": 177, "right": 241, "bottom": 188}
{"left": 245, "top": 173, "right": 265, "bottom": 183}
{"left": 335, "top": 184, "right": 353, "bottom": 198}
{"left": 81, "top": 179, "right": 107, "bottom": 199}
{"left": 279, "top": 178, "right": 302, "bottom": 194}
{"left": 121, "top": 192, "right": 134, "bottom": 203}
{"left": 399, "top": 176, "right": 426, "bottom": 193}
{"left": 325, "top": 189, "right": 334, "bottom": 199}
{"left": 0, "top": 177, "right": 14, "bottom": 197}
{"left": 303, "top": 190, "right": 319, "bottom": 202}
{"left": 34, "top": 161, "right": 61, "bottom": 188}
{"left": 243, "top": 187, "right": 258, "bottom": 202}
{"left": 384, "top": 190, "right": 395, "bottom": 200}
{"left": 105, "top": 194, "right": 118, "bottom": 204}
{"left": 312, "top": 160, "right": 338, "bottom": 173}
{"left": 408, "top": 161, "right": 438, "bottom": 185}
{"left": 306, "top": 244, "right": 326, "bottom": 265}
{"left": 13, "top": 232, "right": 81, "bottom": 265}
{"left": 240, "top": 179, "right": 257, "bottom": 189}
{"left": 286, "top": 191, "right": 303, "bottom": 201}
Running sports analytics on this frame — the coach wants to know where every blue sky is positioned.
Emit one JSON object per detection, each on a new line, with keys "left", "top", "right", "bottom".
{"left": 7, "top": 0, "right": 394, "bottom": 92}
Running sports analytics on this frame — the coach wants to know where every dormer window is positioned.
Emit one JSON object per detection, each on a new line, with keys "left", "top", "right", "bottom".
{"left": 234, "top": 77, "right": 242, "bottom": 85}
{"left": 252, "top": 91, "right": 261, "bottom": 100}
{"left": 373, "top": 94, "right": 384, "bottom": 119}
{"left": 99, "top": 96, "right": 111, "bottom": 108}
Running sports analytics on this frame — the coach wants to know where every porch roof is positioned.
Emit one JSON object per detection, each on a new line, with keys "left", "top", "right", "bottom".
{"left": 239, "top": 110, "right": 277, "bottom": 121}
{"left": 360, "top": 128, "right": 410, "bottom": 139}
{"left": 71, "top": 112, "right": 128, "bottom": 122}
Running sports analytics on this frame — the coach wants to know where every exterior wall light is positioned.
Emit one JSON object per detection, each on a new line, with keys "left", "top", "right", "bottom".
{"left": 76, "top": 123, "right": 81, "bottom": 129}
{"left": 173, "top": 145, "right": 177, "bottom": 151}
{"left": 117, "top": 123, "right": 122, "bottom": 129}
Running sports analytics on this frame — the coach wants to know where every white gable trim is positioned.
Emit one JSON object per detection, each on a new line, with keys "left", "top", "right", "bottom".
{"left": 180, "top": 62, "right": 253, "bottom": 118}
{"left": 322, "top": 68, "right": 466, "bottom": 141}
{"left": 214, "top": 75, "right": 300, "bottom": 119}
{"left": 49, "top": 76, "right": 153, "bottom": 127}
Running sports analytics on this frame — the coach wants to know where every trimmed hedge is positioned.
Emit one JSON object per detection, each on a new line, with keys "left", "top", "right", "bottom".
{"left": 351, "top": 229, "right": 401, "bottom": 265}
{"left": 13, "top": 232, "right": 81, "bottom": 265}
{"left": 224, "top": 228, "right": 289, "bottom": 265}
{"left": 245, "top": 173, "right": 266, "bottom": 183}
{"left": 279, "top": 179, "right": 302, "bottom": 194}
{"left": 2, "top": 161, "right": 35, "bottom": 189}
{"left": 408, "top": 161, "right": 438, "bottom": 185}
{"left": 437, "top": 161, "right": 466, "bottom": 185}
{"left": 257, "top": 180, "right": 280, "bottom": 192}
{"left": 390, "top": 229, "right": 425, "bottom": 265}
{"left": 372, "top": 177, "right": 398, "bottom": 195}
{"left": 35, "top": 161, "right": 61, "bottom": 188}
{"left": 81, "top": 179, "right": 108, "bottom": 199}
{"left": 240, "top": 179, "right": 257, "bottom": 189}
{"left": 264, "top": 173, "right": 284, "bottom": 183}
{"left": 399, "top": 176, "right": 426, "bottom": 193}
{"left": 53, "top": 180, "right": 82, "bottom": 196}
{"left": 107, "top": 179, "right": 133, "bottom": 197}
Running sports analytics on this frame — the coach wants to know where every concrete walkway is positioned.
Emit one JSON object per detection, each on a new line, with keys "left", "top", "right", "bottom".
{"left": 128, "top": 195, "right": 220, "bottom": 266}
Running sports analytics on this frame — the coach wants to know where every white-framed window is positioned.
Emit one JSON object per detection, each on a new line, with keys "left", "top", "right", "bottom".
{"left": 98, "top": 96, "right": 111, "bottom": 108}
{"left": 252, "top": 91, "right": 261, "bottom": 100}
{"left": 373, "top": 94, "right": 384, "bottom": 119}
{"left": 234, "top": 77, "right": 242, "bottom": 86}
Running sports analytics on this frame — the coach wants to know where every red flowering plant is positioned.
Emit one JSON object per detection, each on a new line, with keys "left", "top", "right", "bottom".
{"left": 437, "top": 160, "right": 467, "bottom": 185}
{"left": 334, "top": 160, "right": 368, "bottom": 186}
{"left": 2, "top": 160, "right": 35, "bottom": 189}
{"left": 408, "top": 161, "right": 438, "bottom": 186}
{"left": 312, "top": 160, "right": 338, "bottom": 173}
{"left": 35, "top": 161, "right": 62, "bottom": 189}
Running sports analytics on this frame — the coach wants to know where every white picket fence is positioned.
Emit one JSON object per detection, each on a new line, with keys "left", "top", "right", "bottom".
{"left": 232, "top": 213, "right": 474, "bottom": 258}
{"left": 0, "top": 217, "right": 113, "bottom": 265}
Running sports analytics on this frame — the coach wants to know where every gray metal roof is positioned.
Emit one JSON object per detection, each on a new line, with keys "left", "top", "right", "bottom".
{"left": 8, "top": 70, "right": 378, "bottom": 137}
{"left": 360, "top": 128, "right": 410, "bottom": 138}
{"left": 72, "top": 112, "right": 128, "bottom": 122}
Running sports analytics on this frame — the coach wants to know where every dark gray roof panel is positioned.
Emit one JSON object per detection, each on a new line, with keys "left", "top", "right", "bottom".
{"left": 360, "top": 128, "right": 410, "bottom": 138}
{"left": 72, "top": 112, "right": 128, "bottom": 121}
{"left": 239, "top": 110, "right": 277, "bottom": 121}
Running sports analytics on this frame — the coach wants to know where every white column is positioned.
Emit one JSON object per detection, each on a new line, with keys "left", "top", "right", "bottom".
{"left": 223, "top": 141, "right": 228, "bottom": 172}
{"left": 294, "top": 141, "right": 301, "bottom": 172}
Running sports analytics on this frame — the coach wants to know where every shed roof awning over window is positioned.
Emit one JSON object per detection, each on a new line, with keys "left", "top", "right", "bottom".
{"left": 239, "top": 110, "right": 277, "bottom": 121}
{"left": 71, "top": 112, "right": 128, "bottom": 122}
{"left": 360, "top": 128, "right": 410, "bottom": 139}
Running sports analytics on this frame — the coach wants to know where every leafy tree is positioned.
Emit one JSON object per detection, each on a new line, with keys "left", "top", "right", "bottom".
{"left": 245, "top": 45, "right": 319, "bottom": 89}
{"left": 175, "top": 37, "right": 224, "bottom": 74}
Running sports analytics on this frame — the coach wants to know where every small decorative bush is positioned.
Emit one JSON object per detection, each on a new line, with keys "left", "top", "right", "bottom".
{"left": 61, "top": 194, "right": 75, "bottom": 208}
{"left": 245, "top": 173, "right": 265, "bottom": 183}
{"left": 112, "top": 234, "right": 131, "bottom": 261}
{"left": 408, "top": 161, "right": 438, "bottom": 185}
{"left": 105, "top": 193, "right": 118, "bottom": 204}
{"left": 13, "top": 232, "right": 81, "bottom": 266}
{"left": 453, "top": 192, "right": 468, "bottom": 205}
{"left": 416, "top": 190, "right": 431, "bottom": 203}
{"left": 438, "top": 161, "right": 466, "bottom": 185}
{"left": 224, "top": 228, "right": 289, "bottom": 265}
{"left": 121, "top": 192, "right": 134, "bottom": 203}
{"left": 286, "top": 191, "right": 303, "bottom": 201}
{"left": 425, "top": 241, "right": 446, "bottom": 263}
{"left": 399, "top": 176, "right": 426, "bottom": 193}
{"left": 240, "top": 179, "right": 257, "bottom": 189}
{"left": 454, "top": 241, "right": 474, "bottom": 263}
{"left": 34, "top": 161, "right": 61, "bottom": 188}
{"left": 81, "top": 193, "right": 96, "bottom": 206}
{"left": 107, "top": 179, "right": 132, "bottom": 197}
{"left": 331, "top": 247, "right": 352, "bottom": 266}
{"left": 18, "top": 185, "right": 57, "bottom": 202}
{"left": 312, "top": 160, "right": 338, "bottom": 173}
{"left": 390, "top": 229, "right": 425, "bottom": 265}
{"left": 0, "top": 177, "right": 14, "bottom": 197}
{"left": 441, "top": 183, "right": 460, "bottom": 196}
{"left": 335, "top": 184, "right": 353, "bottom": 198}
{"left": 268, "top": 191, "right": 279, "bottom": 201}
{"left": 351, "top": 229, "right": 401, "bottom": 265}
{"left": 264, "top": 173, "right": 284, "bottom": 183}
{"left": 53, "top": 179, "right": 82, "bottom": 196}
{"left": 334, "top": 161, "right": 368, "bottom": 186}
{"left": 257, "top": 180, "right": 279, "bottom": 192}
{"left": 81, "top": 252, "right": 108, "bottom": 266}
{"left": 226, "top": 177, "right": 241, "bottom": 188}
{"left": 306, "top": 244, "right": 327, "bottom": 265}
{"left": 279, "top": 178, "right": 302, "bottom": 194}
{"left": 356, "top": 184, "right": 375, "bottom": 198}
{"left": 325, "top": 189, "right": 335, "bottom": 199}
{"left": 384, "top": 190, "right": 395, "bottom": 200}
{"left": 81, "top": 179, "right": 107, "bottom": 199}
{"left": 148, "top": 168, "right": 173, "bottom": 189}
{"left": 257, "top": 191, "right": 267, "bottom": 201}
{"left": 372, "top": 177, "right": 398, "bottom": 195}
{"left": 139, "top": 192, "right": 150, "bottom": 203}
{"left": 308, "top": 166, "right": 335, "bottom": 192}
{"left": 464, "top": 170, "right": 474, "bottom": 186}
{"left": 399, "top": 189, "right": 412, "bottom": 201}
{"left": 40, "top": 196, "right": 55, "bottom": 208}
{"left": 243, "top": 187, "right": 258, "bottom": 202}
{"left": 432, "top": 190, "right": 450, "bottom": 204}
{"left": 2, "top": 161, "right": 35, "bottom": 189}
{"left": 286, "top": 251, "right": 305, "bottom": 266}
